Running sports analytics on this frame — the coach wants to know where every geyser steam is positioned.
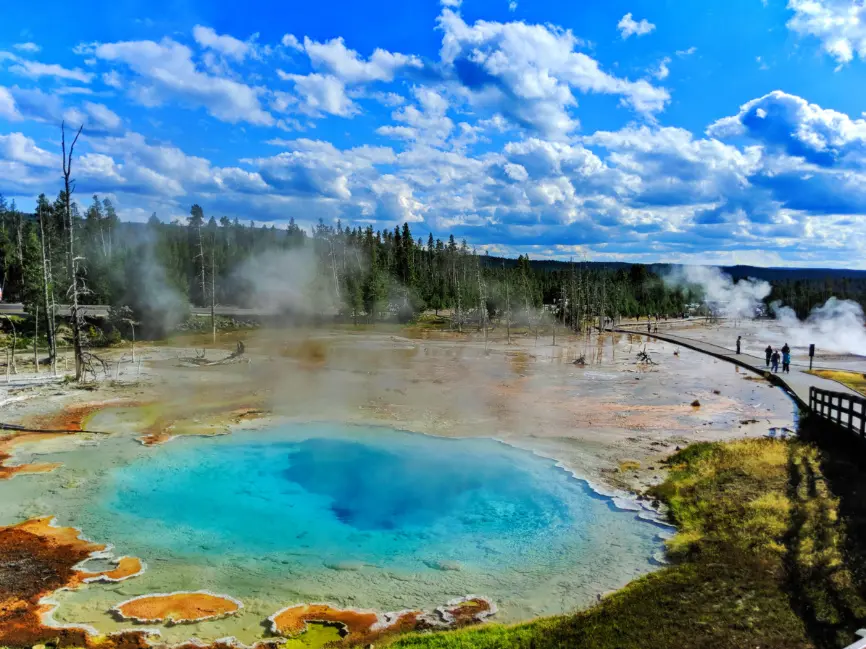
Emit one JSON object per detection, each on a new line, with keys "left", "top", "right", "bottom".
{"left": 771, "top": 298, "right": 866, "bottom": 356}
{"left": 667, "top": 265, "right": 866, "bottom": 356}
{"left": 664, "top": 266, "right": 770, "bottom": 320}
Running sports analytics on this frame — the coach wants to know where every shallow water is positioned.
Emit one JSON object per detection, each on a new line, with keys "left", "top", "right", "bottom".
{"left": 1, "top": 423, "right": 665, "bottom": 643}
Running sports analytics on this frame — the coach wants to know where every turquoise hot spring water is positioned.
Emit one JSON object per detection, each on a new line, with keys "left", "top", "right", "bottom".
{"left": 0, "top": 422, "right": 667, "bottom": 643}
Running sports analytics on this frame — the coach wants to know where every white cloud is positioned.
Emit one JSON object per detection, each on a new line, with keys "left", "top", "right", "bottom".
{"left": 2, "top": 51, "right": 93, "bottom": 83}
{"left": 437, "top": 10, "right": 669, "bottom": 137}
{"left": 91, "top": 38, "right": 273, "bottom": 125}
{"left": 281, "top": 34, "right": 303, "bottom": 50}
{"left": 707, "top": 90, "right": 866, "bottom": 168}
{"left": 652, "top": 56, "right": 671, "bottom": 80}
{"left": 192, "top": 25, "right": 255, "bottom": 61}
{"left": 676, "top": 46, "right": 697, "bottom": 57}
{"left": 83, "top": 101, "right": 123, "bottom": 130}
{"left": 13, "top": 42, "right": 41, "bottom": 53}
{"left": 278, "top": 72, "right": 357, "bottom": 117}
{"left": 787, "top": 0, "right": 866, "bottom": 65}
{"left": 508, "top": 1, "right": 518, "bottom": 11}
{"left": 377, "top": 87, "right": 454, "bottom": 144}
{"left": 0, "top": 132, "right": 53, "bottom": 167}
{"left": 303, "top": 36, "right": 422, "bottom": 83}
{"left": 102, "top": 70, "right": 123, "bottom": 88}
{"left": 0, "top": 87, "right": 21, "bottom": 120}
{"left": 617, "top": 13, "right": 656, "bottom": 39}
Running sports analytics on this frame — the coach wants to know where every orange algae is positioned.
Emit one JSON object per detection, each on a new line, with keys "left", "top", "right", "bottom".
{"left": 270, "top": 604, "right": 381, "bottom": 637}
{"left": 113, "top": 592, "right": 242, "bottom": 624}
{"left": 268, "top": 597, "right": 496, "bottom": 644}
{"left": 0, "top": 517, "right": 149, "bottom": 649}
{"left": 80, "top": 556, "right": 145, "bottom": 583}
{"left": 139, "top": 403, "right": 269, "bottom": 445}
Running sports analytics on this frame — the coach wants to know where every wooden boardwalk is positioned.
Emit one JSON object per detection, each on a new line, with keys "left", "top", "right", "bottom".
{"left": 613, "top": 325, "right": 862, "bottom": 409}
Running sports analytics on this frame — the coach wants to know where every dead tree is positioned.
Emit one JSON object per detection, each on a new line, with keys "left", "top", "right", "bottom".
{"left": 197, "top": 219, "right": 206, "bottom": 309}
{"left": 210, "top": 241, "right": 217, "bottom": 344}
{"left": 62, "top": 122, "right": 85, "bottom": 380}
{"left": 503, "top": 262, "right": 511, "bottom": 345}
{"left": 2, "top": 314, "right": 17, "bottom": 375}
{"left": 37, "top": 202, "right": 57, "bottom": 373}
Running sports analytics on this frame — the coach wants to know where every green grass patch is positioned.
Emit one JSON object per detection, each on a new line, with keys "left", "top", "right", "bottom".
{"left": 386, "top": 438, "right": 866, "bottom": 649}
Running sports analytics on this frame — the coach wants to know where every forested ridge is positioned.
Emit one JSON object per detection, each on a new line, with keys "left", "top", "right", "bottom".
{"left": 2, "top": 191, "right": 865, "bottom": 340}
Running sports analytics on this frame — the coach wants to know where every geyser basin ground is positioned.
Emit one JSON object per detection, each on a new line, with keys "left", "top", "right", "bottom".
{"left": 1, "top": 423, "right": 664, "bottom": 644}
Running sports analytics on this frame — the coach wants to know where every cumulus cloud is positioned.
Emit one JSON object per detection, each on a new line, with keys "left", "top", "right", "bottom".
{"left": 437, "top": 10, "right": 669, "bottom": 138}
{"left": 0, "top": 132, "right": 54, "bottom": 167}
{"left": 192, "top": 25, "right": 256, "bottom": 61}
{"left": 13, "top": 42, "right": 41, "bottom": 53}
{"left": 787, "top": 0, "right": 866, "bottom": 65}
{"left": 708, "top": 90, "right": 866, "bottom": 168}
{"left": 275, "top": 37, "right": 421, "bottom": 121}
{"left": 91, "top": 38, "right": 273, "bottom": 125}
{"left": 63, "top": 101, "right": 123, "bottom": 133}
{"left": 303, "top": 36, "right": 422, "bottom": 83}
{"left": 277, "top": 72, "right": 357, "bottom": 117}
{"left": 618, "top": 13, "right": 656, "bottom": 39}
{"left": 652, "top": 57, "right": 671, "bottom": 80}
{"left": 0, "top": 87, "right": 21, "bottom": 120}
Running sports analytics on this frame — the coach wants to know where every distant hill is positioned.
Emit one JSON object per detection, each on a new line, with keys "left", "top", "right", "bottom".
{"left": 479, "top": 255, "right": 866, "bottom": 282}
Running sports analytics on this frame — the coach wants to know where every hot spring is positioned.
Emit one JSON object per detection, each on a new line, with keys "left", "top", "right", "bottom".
{"left": 0, "top": 423, "right": 666, "bottom": 644}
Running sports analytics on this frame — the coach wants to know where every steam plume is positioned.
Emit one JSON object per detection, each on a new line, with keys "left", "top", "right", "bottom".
{"left": 771, "top": 298, "right": 866, "bottom": 356}
{"left": 664, "top": 266, "right": 770, "bottom": 320}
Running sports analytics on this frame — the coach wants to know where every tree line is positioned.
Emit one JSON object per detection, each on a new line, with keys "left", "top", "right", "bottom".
{"left": 3, "top": 125, "right": 865, "bottom": 380}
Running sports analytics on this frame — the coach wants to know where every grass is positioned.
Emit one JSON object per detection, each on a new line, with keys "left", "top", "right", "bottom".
{"left": 806, "top": 369, "right": 866, "bottom": 397}
{"left": 386, "top": 438, "right": 866, "bottom": 649}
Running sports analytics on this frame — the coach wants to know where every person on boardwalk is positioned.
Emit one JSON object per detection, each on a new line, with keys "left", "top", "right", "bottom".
{"left": 736, "top": 336, "right": 742, "bottom": 354}
{"left": 771, "top": 349, "right": 780, "bottom": 373}
{"left": 782, "top": 347, "right": 791, "bottom": 374}
{"left": 765, "top": 345, "right": 772, "bottom": 367}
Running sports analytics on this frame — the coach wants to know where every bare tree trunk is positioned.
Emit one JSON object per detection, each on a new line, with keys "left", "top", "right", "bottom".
{"left": 2, "top": 315, "right": 17, "bottom": 375}
{"left": 37, "top": 204, "right": 57, "bottom": 373}
{"left": 476, "top": 266, "right": 487, "bottom": 351}
{"left": 505, "top": 274, "right": 511, "bottom": 345}
{"left": 33, "top": 304, "right": 38, "bottom": 373}
{"left": 62, "top": 122, "right": 85, "bottom": 380}
{"left": 198, "top": 222, "right": 206, "bottom": 307}
{"left": 455, "top": 276, "right": 462, "bottom": 333}
{"left": 211, "top": 247, "right": 216, "bottom": 344}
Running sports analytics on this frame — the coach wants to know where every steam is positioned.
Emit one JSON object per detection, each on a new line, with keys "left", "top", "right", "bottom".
{"left": 771, "top": 298, "right": 866, "bottom": 356}
{"left": 664, "top": 266, "right": 771, "bottom": 320}
{"left": 666, "top": 265, "right": 866, "bottom": 357}
{"left": 120, "top": 236, "right": 188, "bottom": 338}
{"left": 230, "top": 247, "right": 340, "bottom": 317}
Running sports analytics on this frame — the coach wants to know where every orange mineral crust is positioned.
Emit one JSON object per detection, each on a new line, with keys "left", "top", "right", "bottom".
{"left": 0, "top": 517, "right": 149, "bottom": 649}
{"left": 112, "top": 591, "right": 243, "bottom": 624}
{"left": 0, "top": 434, "right": 64, "bottom": 481}
{"left": 80, "top": 556, "right": 145, "bottom": 583}
{"left": 269, "top": 603, "right": 381, "bottom": 637}
{"left": 267, "top": 597, "right": 497, "bottom": 644}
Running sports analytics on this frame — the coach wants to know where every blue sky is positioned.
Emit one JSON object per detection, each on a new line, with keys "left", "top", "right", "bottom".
{"left": 2, "top": 0, "right": 866, "bottom": 267}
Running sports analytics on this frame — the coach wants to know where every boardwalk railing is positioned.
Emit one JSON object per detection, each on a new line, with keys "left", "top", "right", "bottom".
{"left": 809, "top": 387, "right": 866, "bottom": 439}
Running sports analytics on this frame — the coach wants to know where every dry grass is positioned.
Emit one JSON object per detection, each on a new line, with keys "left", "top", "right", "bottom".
{"left": 806, "top": 369, "right": 866, "bottom": 396}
